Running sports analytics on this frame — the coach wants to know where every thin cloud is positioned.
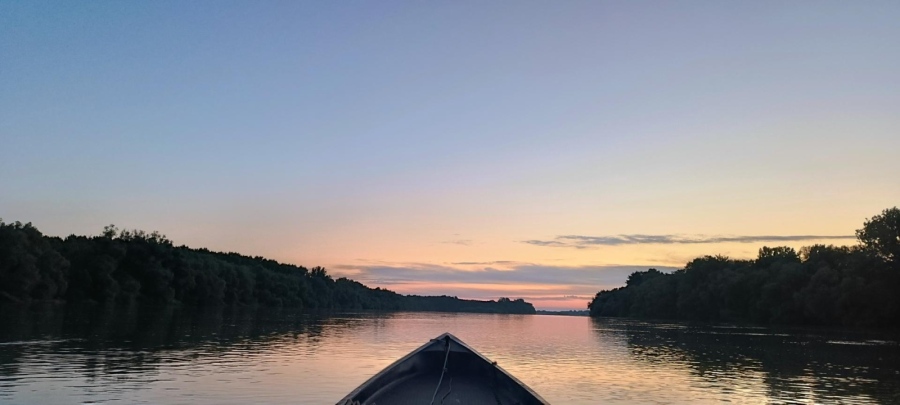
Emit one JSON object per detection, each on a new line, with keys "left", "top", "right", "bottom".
{"left": 335, "top": 262, "right": 676, "bottom": 290}
{"left": 523, "top": 234, "right": 855, "bottom": 249}
{"left": 441, "top": 239, "right": 473, "bottom": 246}
{"left": 520, "top": 240, "right": 570, "bottom": 248}
{"left": 449, "top": 260, "right": 523, "bottom": 266}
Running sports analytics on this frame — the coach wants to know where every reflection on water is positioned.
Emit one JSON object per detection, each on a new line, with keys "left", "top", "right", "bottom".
{"left": 0, "top": 304, "right": 898, "bottom": 404}
{"left": 595, "top": 319, "right": 900, "bottom": 404}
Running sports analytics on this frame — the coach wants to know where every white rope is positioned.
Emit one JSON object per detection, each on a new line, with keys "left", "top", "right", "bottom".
{"left": 440, "top": 377, "right": 453, "bottom": 404}
{"left": 429, "top": 338, "right": 451, "bottom": 405}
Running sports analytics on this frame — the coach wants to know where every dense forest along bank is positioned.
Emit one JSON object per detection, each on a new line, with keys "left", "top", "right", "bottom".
{"left": 0, "top": 221, "right": 534, "bottom": 314}
{"left": 589, "top": 207, "right": 900, "bottom": 327}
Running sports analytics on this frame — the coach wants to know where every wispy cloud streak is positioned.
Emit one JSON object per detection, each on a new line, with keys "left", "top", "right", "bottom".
{"left": 442, "top": 239, "right": 473, "bottom": 246}
{"left": 335, "top": 262, "right": 676, "bottom": 289}
{"left": 523, "top": 234, "right": 854, "bottom": 249}
{"left": 449, "top": 260, "right": 523, "bottom": 266}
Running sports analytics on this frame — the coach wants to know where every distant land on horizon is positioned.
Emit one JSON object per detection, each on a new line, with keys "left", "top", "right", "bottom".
{"left": 536, "top": 310, "right": 589, "bottom": 316}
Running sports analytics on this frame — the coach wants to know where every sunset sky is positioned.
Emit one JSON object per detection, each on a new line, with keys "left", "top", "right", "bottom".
{"left": 2, "top": 2, "right": 898, "bottom": 309}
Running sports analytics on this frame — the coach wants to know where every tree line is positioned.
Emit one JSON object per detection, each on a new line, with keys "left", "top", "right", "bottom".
{"left": 588, "top": 207, "right": 900, "bottom": 327}
{"left": 0, "top": 222, "right": 534, "bottom": 314}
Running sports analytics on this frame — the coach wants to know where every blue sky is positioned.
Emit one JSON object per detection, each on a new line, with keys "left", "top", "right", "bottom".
{"left": 2, "top": 1, "right": 898, "bottom": 309}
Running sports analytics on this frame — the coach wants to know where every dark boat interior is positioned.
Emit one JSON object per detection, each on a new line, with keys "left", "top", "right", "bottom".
{"left": 339, "top": 334, "right": 546, "bottom": 405}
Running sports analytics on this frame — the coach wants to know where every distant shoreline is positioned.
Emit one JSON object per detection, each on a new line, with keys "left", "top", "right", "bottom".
{"left": 536, "top": 310, "right": 589, "bottom": 316}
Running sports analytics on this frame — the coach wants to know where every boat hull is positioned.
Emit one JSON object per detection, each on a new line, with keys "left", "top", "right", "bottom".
{"left": 337, "top": 333, "right": 548, "bottom": 405}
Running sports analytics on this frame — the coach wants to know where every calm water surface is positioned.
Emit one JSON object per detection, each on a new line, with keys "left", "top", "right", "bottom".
{"left": 1, "top": 305, "right": 898, "bottom": 404}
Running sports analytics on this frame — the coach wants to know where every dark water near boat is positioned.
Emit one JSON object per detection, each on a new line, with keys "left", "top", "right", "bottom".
{"left": 1, "top": 305, "right": 899, "bottom": 404}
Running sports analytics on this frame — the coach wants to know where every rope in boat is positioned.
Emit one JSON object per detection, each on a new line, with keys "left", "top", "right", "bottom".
{"left": 429, "top": 337, "right": 451, "bottom": 405}
{"left": 439, "top": 378, "right": 453, "bottom": 405}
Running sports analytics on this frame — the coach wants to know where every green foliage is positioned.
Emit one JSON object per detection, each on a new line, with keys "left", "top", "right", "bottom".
{"left": 0, "top": 222, "right": 535, "bottom": 314}
{"left": 0, "top": 222, "right": 69, "bottom": 302}
{"left": 588, "top": 207, "right": 900, "bottom": 327}
{"left": 626, "top": 268, "right": 664, "bottom": 287}
{"left": 756, "top": 246, "right": 800, "bottom": 267}
{"left": 856, "top": 207, "right": 900, "bottom": 265}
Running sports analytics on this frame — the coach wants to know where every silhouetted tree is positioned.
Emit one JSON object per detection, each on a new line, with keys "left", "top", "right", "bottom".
{"left": 856, "top": 207, "right": 900, "bottom": 265}
{"left": 588, "top": 208, "right": 900, "bottom": 327}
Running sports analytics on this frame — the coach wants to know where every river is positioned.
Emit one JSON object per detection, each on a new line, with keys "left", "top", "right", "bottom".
{"left": 0, "top": 304, "right": 898, "bottom": 404}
